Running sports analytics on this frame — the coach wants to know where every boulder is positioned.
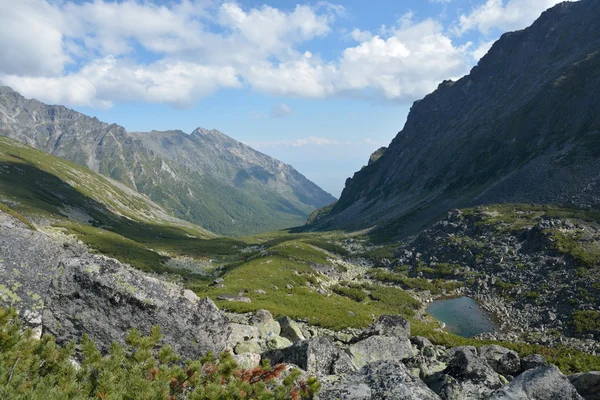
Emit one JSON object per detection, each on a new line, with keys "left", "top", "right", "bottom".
{"left": 250, "top": 309, "right": 281, "bottom": 337}
{"left": 347, "top": 335, "right": 415, "bottom": 369}
{"left": 262, "top": 337, "right": 356, "bottom": 376}
{"left": 569, "top": 371, "right": 600, "bottom": 400}
{"left": 227, "top": 323, "right": 260, "bottom": 347}
{"left": 217, "top": 294, "right": 251, "bottom": 303}
{"left": 233, "top": 353, "right": 261, "bottom": 369}
{"left": 265, "top": 334, "right": 293, "bottom": 351}
{"left": 364, "top": 314, "right": 411, "bottom": 339}
{"left": 428, "top": 346, "right": 503, "bottom": 399}
{"left": 44, "top": 258, "right": 230, "bottom": 360}
{"left": 234, "top": 340, "right": 261, "bottom": 355}
{"left": 279, "top": 316, "right": 305, "bottom": 342}
{"left": 521, "top": 354, "right": 548, "bottom": 371}
{"left": 411, "top": 336, "right": 434, "bottom": 349}
{"left": 478, "top": 345, "right": 521, "bottom": 376}
{"left": 319, "top": 360, "right": 441, "bottom": 400}
{"left": 490, "top": 366, "right": 584, "bottom": 400}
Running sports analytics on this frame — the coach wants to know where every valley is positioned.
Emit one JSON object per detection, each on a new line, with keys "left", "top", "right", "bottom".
{"left": 1, "top": 0, "right": 600, "bottom": 398}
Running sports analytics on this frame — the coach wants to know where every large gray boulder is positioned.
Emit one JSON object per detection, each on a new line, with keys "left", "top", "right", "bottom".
{"left": 428, "top": 346, "right": 504, "bottom": 399}
{"left": 250, "top": 309, "right": 281, "bottom": 337}
{"left": 319, "top": 360, "right": 441, "bottom": 400}
{"left": 478, "top": 345, "right": 521, "bottom": 376}
{"left": 44, "top": 257, "right": 230, "bottom": 359}
{"left": 0, "top": 211, "right": 230, "bottom": 360}
{"left": 279, "top": 316, "right": 305, "bottom": 342}
{"left": 262, "top": 337, "right": 356, "bottom": 376}
{"left": 569, "top": 371, "right": 600, "bottom": 400}
{"left": 490, "top": 366, "right": 583, "bottom": 400}
{"left": 347, "top": 335, "right": 415, "bottom": 369}
{"left": 363, "top": 315, "right": 411, "bottom": 340}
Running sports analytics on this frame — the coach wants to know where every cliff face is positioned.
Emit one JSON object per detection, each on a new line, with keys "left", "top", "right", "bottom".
{"left": 0, "top": 89, "right": 335, "bottom": 235}
{"left": 312, "top": 0, "right": 600, "bottom": 239}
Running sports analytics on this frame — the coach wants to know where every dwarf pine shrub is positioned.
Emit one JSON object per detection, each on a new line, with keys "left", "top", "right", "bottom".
{"left": 0, "top": 307, "right": 320, "bottom": 399}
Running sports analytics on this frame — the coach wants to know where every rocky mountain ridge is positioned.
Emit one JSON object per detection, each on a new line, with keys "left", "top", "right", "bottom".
{"left": 310, "top": 0, "right": 600, "bottom": 240}
{"left": 0, "top": 87, "right": 335, "bottom": 235}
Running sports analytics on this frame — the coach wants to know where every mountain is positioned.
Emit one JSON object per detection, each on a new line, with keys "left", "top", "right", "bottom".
{"left": 308, "top": 0, "right": 600, "bottom": 240}
{"left": 0, "top": 88, "right": 336, "bottom": 235}
{"left": 0, "top": 135, "right": 211, "bottom": 237}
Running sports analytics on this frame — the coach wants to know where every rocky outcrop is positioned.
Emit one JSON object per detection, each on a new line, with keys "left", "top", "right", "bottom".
{"left": 311, "top": 0, "right": 600, "bottom": 239}
{"left": 0, "top": 211, "right": 229, "bottom": 359}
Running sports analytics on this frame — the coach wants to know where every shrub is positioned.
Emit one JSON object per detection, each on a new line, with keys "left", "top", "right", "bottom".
{"left": 331, "top": 285, "right": 367, "bottom": 302}
{"left": 572, "top": 310, "right": 600, "bottom": 334}
{"left": 0, "top": 307, "right": 320, "bottom": 399}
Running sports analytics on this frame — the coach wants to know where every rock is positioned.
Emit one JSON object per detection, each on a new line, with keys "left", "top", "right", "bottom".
{"left": 319, "top": 361, "right": 441, "bottom": 400}
{"left": 411, "top": 336, "right": 434, "bottom": 349}
{"left": 262, "top": 337, "right": 356, "bottom": 376}
{"left": 233, "top": 353, "right": 261, "bottom": 369}
{"left": 265, "top": 334, "right": 293, "bottom": 350}
{"left": 490, "top": 366, "right": 583, "bottom": 400}
{"left": 234, "top": 341, "right": 261, "bottom": 355}
{"left": 227, "top": 323, "right": 260, "bottom": 347}
{"left": 279, "top": 316, "right": 305, "bottom": 342}
{"left": 44, "top": 258, "right": 230, "bottom": 360}
{"left": 364, "top": 314, "right": 411, "bottom": 340}
{"left": 478, "top": 345, "right": 521, "bottom": 376}
{"left": 211, "top": 278, "right": 224, "bottom": 286}
{"left": 347, "top": 336, "right": 415, "bottom": 369}
{"left": 216, "top": 294, "right": 251, "bottom": 303}
{"left": 249, "top": 309, "right": 281, "bottom": 337}
{"left": 429, "top": 346, "right": 503, "bottom": 399}
{"left": 521, "top": 354, "right": 548, "bottom": 371}
{"left": 569, "top": 371, "right": 600, "bottom": 400}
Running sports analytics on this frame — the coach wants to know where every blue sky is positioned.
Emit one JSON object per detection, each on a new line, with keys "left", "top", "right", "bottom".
{"left": 0, "top": 0, "right": 569, "bottom": 196}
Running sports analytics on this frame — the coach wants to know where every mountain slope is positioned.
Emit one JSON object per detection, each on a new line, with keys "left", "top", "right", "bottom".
{"left": 0, "top": 135, "right": 211, "bottom": 236}
{"left": 0, "top": 90, "right": 335, "bottom": 235}
{"left": 310, "top": 0, "right": 600, "bottom": 240}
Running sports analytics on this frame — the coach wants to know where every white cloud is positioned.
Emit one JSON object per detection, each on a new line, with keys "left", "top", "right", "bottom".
{"left": 0, "top": 0, "right": 478, "bottom": 107}
{"left": 2, "top": 57, "right": 240, "bottom": 108}
{"left": 249, "top": 14, "right": 471, "bottom": 102}
{"left": 0, "top": 0, "right": 68, "bottom": 76}
{"left": 271, "top": 103, "right": 295, "bottom": 118}
{"left": 454, "top": 0, "right": 574, "bottom": 36}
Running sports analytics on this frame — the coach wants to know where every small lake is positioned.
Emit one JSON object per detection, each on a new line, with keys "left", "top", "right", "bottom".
{"left": 427, "top": 296, "right": 497, "bottom": 337}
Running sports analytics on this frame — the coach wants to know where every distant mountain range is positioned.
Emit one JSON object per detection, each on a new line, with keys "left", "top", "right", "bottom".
{"left": 308, "top": 0, "right": 600, "bottom": 240}
{"left": 0, "top": 87, "right": 335, "bottom": 235}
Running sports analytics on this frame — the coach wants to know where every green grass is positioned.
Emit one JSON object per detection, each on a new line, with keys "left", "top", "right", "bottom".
{"left": 368, "top": 269, "right": 462, "bottom": 295}
{"left": 192, "top": 241, "right": 423, "bottom": 330}
{"left": 0, "top": 202, "right": 36, "bottom": 230}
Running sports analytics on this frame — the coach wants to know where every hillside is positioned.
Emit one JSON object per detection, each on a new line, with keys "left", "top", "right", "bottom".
{"left": 0, "top": 88, "right": 335, "bottom": 235}
{"left": 308, "top": 0, "right": 600, "bottom": 240}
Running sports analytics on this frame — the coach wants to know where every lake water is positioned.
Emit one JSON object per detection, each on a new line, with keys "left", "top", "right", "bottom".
{"left": 427, "top": 296, "right": 497, "bottom": 337}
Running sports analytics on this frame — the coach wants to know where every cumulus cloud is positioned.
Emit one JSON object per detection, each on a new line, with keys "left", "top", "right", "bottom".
{"left": 271, "top": 103, "right": 295, "bottom": 118}
{"left": 454, "top": 0, "right": 574, "bottom": 36}
{"left": 0, "top": 0, "right": 530, "bottom": 107}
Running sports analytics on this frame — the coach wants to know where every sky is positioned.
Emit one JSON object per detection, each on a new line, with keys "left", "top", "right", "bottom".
{"left": 0, "top": 0, "right": 573, "bottom": 197}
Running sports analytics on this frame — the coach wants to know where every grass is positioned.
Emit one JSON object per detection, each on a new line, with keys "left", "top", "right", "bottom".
{"left": 192, "top": 241, "right": 423, "bottom": 330}
{"left": 368, "top": 269, "right": 462, "bottom": 295}
{"left": 0, "top": 202, "right": 36, "bottom": 230}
